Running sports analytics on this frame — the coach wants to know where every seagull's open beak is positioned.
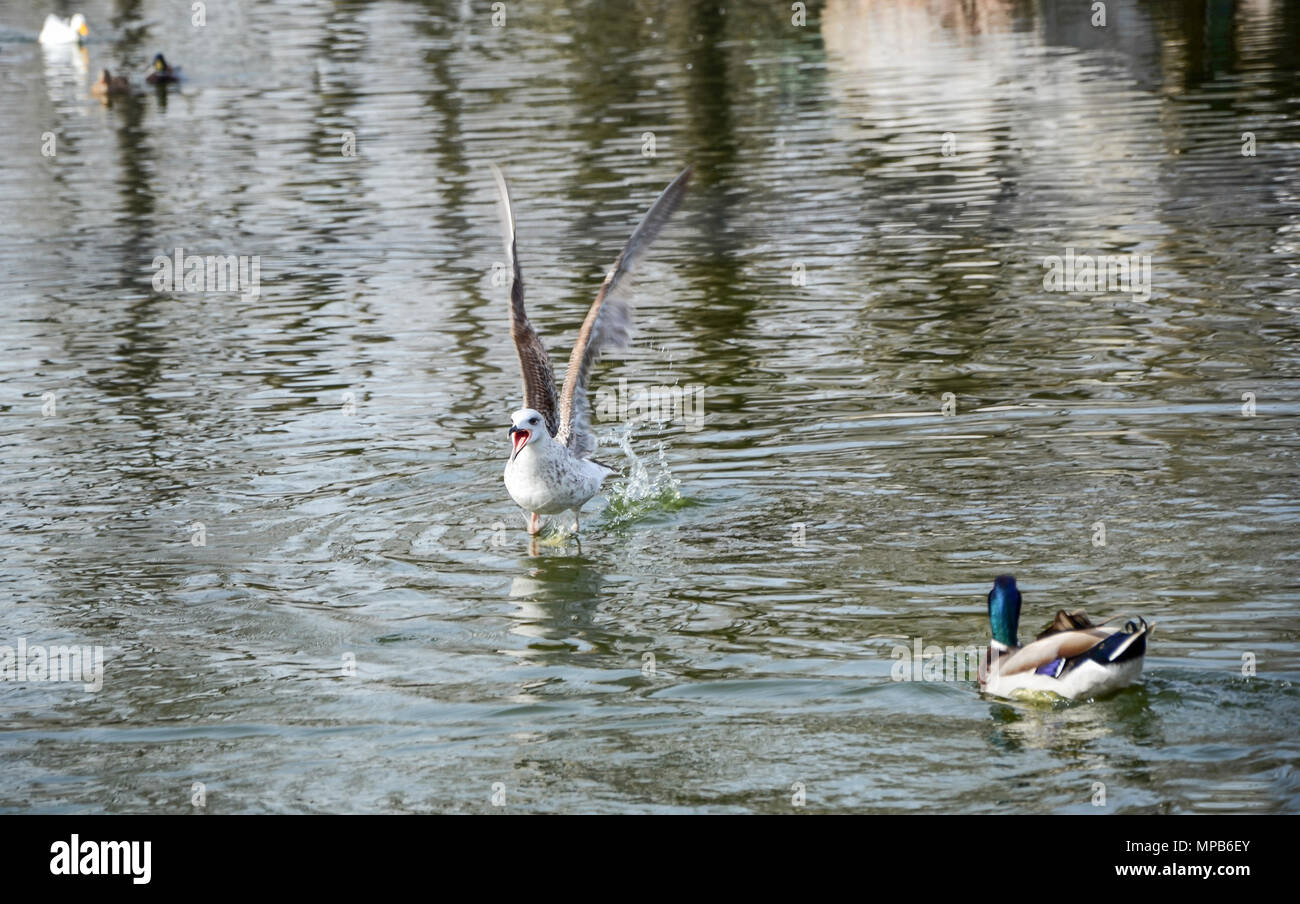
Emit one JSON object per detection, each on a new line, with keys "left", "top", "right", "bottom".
{"left": 509, "top": 426, "right": 530, "bottom": 462}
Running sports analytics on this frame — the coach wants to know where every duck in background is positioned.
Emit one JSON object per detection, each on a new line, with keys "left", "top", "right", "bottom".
{"left": 980, "top": 575, "right": 1151, "bottom": 701}
{"left": 38, "top": 13, "right": 89, "bottom": 44}
{"left": 91, "top": 68, "right": 131, "bottom": 99}
{"left": 145, "top": 53, "right": 181, "bottom": 84}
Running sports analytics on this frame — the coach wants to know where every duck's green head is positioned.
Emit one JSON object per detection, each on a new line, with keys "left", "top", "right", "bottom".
{"left": 988, "top": 575, "right": 1021, "bottom": 647}
{"left": 153, "top": 54, "right": 168, "bottom": 71}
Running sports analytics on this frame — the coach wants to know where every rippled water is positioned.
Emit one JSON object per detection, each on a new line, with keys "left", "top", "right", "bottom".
{"left": 1, "top": 0, "right": 1298, "bottom": 813}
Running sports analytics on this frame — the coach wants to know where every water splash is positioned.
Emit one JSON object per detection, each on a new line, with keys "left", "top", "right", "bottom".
{"left": 599, "top": 423, "right": 690, "bottom": 528}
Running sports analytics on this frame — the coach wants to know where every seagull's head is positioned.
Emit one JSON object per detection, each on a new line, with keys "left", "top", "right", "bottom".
{"left": 508, "top": 408, "right": 547, "bottom": 461}
{"left": 71, "top": 14, "right": 89, "bottom": 37}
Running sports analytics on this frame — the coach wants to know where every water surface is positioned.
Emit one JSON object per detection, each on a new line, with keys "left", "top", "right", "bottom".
{"left": 1, "top": 0, "right": 1298, "bottom": 813}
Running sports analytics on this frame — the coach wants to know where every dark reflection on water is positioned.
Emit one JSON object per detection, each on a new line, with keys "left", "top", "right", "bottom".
{"left": 0, "top": 0, "right": 1297, "bottom": 812}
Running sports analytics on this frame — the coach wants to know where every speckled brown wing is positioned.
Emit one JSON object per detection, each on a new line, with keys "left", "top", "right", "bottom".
{"left": 491, "top": 164, "right": 559, "bottom": 438}
{"left": 556, "top": 165, "right": 693, "bottom": 459}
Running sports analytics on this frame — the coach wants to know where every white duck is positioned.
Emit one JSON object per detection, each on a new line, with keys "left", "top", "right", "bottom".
{"left": 38, "top": 13, "right": 89, "bottom": 45}
{"left": 491, "top": 163, "right": 692, "bottom": 541}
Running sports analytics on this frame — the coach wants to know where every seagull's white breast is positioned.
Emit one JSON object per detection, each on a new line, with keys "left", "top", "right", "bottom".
{"left": 504, "top": 441, "right": 610, "bottom": 514}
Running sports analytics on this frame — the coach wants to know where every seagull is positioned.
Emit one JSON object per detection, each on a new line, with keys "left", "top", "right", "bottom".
{"left": 491, "top": 163, "right": 692, "bottom": 541}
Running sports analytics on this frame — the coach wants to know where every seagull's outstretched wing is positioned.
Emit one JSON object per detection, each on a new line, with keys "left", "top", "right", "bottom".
{"left": 556, "top": 165, "right": 693, "bottom": 458}
{"left": 491, "top": 164, "right": 559, "bottom": 437}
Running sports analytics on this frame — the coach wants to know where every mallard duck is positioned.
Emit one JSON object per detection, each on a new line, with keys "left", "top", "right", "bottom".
{"left": 145, "top": 53, "right": 180, "bottom": 84}
{"left": 38, "top": 13, "right": 88, "bottom": 45}
{"left": 91, "top": 69, "right": 131, "bottom": 98}
{"left": 980, "top": 575, "right": 1151, "bottom": 700}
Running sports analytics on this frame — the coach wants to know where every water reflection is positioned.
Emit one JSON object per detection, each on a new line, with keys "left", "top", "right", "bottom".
{"left": 986, "top": 686, "right": 1161, "bottom": 754}
{"left": 507, "top": 554, "right": 608, "bottom": 654}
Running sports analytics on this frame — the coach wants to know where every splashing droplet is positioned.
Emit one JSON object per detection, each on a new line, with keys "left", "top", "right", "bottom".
{"left": 600, "top": 424, "right": 689, "bottom": 528}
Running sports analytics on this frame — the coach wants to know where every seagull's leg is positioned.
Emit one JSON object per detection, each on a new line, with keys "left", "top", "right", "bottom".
{"left": 527, "top": 512, "right": 541, "bottom": 535}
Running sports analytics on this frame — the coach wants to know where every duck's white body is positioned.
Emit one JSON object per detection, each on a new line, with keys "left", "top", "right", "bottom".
{"left": 982, "top": 638, "right": 1146, "bottom": 700}
{"left": 39, "top": 14, "right": 88, "bottom": 45}
{"left": 504, "top": 429, "right": 611, "bottom": 517}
